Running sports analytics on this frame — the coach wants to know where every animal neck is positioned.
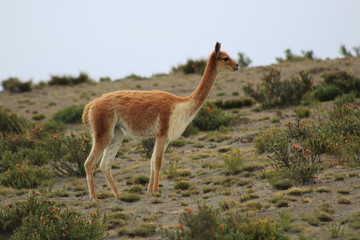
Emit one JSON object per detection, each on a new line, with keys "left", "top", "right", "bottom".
{"left": 188, "top": 53, "right": 218, "bottom": 112}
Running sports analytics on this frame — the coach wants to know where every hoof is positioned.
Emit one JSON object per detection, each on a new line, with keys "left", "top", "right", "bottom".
{"left": 90, "top": 195, "right": 100, "bottom": 202}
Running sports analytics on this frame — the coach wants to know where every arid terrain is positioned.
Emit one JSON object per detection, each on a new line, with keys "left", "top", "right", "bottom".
{"left": 1, "top": 56, "right": 360, "bottom": 239}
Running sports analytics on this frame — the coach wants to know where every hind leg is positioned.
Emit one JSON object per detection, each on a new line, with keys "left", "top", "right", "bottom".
{"left": 85, "top": 142, "right": 108, "bottom": 201}
{"left": 84, "top": 110, "right": 115, "bottom": 201}
{"left": 100, "top": 127, "right": 125, "bottom": 198}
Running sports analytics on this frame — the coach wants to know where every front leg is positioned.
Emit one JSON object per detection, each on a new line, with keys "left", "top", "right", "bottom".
{"left": 147, "top": 166, "right": 154, "bottom": 193}
{"left": 147, "top": 136, "right": 167, "bottom": 193}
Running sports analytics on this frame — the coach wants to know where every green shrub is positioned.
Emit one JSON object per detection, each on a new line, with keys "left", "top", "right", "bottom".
{"left": 326, "top": 102, "right": 360, "bottom": 136}
{"left": 99, "top": 77, "right": 111, "bottom": 82}
{"left": 222, "top": 149, "right": 243, "bottom": 175}
{"left": 171, "top": 59, "right": 207, "bottom": 75}
{"left": 164, "top": 160, "right": 179, "bottom": 179}
{"left": 264, "top": 97, "right": 360, "bottom": 166}
{"left": 212, "top": 98, "right": 253, "bottom": 109}
{"left": 314, "top": 71, "right": 360, "bottom": 101}
{"left": 124, "top": 73, "right": 146, "bottom": 80}
{"left": 182, "top": 123, "right": 199, "bottom": 137}
{"left": 243, "top": 68, "right": 313, "bottom": 108}
{"left": 47, "top": 133, "right": 92, "bottom": 176}
{"left": 0, "top": 147, "right": 50, "bottom": 172}
{"left": 192, "top": 102, "right": 232, "bottom": 131}
{"left": 340, "top": 45, "right": 353, "bottom": 57}
{"left": 0, "top": 164, "right": 53, "bottom": 189}
{"left": 32, "top": 114, "right": 46, "bottom": 121}
{"left": 267, "top": 141, "right": 320, "bottom": 184}
{"left": 52, "top": 104, "right": 85, "bottom": 124}
{"left": 0, "top": 192, "right": 107, "bottom": 239}
{"left": 48, "top": 72, "right": 93, "bottom": 86}
{"left": 41, "top": 120, "right": 66, "bottom": 133}
{"left": 237, "top": 52, "right": 252, "bottom": 68}
{"left": 162, "top": 202, "right": 289, "bottom": 240}
{"left": 276, "top": 49, "right": 314, "bottom": 63}
{"left": 254, "top": 127, "right": 289, "bottom": 154}
{"left": 323, "top": 71, "right": 360, "bottom": 94}
{"left": 313, "top": 85, "right": 343, "bottom": 101}
{"left": 2, "top": 77, "right": 32, "bottom": 93}
{"left": 0, "top": 107, "right": 32, "bottom": 134}
{"left": 294, "top": 107, "right": 311, "bottom": 118}
{"left": 0, "top": 131, "right": 36, "bottom": 154}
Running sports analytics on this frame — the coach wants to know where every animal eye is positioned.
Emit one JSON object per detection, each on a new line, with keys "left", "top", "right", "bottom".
{"left": 223, "top": 57, "right": 229, "bottom": 62}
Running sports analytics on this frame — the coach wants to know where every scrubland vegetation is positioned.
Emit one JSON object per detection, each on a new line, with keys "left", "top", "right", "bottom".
{"left": 0, "top": 47, "right": 360, "bottom": 239}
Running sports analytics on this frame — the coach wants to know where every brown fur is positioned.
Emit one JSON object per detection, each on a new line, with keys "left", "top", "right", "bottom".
{"left": 83, "top": 42, "right": 238, "bottom": 201}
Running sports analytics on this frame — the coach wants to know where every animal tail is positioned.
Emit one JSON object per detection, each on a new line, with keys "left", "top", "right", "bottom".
{"left": 82, "top": 103, "right": 92, "bottom": 128}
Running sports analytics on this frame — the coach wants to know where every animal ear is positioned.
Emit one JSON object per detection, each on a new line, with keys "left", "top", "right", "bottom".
{"left": 215, "top": 42, "right": 221, "bottom": 57}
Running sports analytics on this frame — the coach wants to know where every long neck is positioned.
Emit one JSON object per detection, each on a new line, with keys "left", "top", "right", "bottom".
{"left": 188, "top": 52, "right": 218, "bottom": 112}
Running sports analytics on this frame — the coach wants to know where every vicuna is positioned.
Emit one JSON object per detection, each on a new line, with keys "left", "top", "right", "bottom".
{"left": 83, "top": 42, "right": 239, "bottom": 201}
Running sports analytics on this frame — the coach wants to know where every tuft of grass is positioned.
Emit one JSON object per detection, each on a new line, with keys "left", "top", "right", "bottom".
{"left": 51, "top": 190, "right": 70, "bottom": 198}
{"left": 269, "top": 175, "right": 293, "bottom": 190}
{"left": 174, "top": 181, "right": 191, "bottom": 190}
{"left": 222, "top": 149, "right": 243, "bottom": 175}
{"left": 337, "top": 189, "right": 350, "bottom": 194}
{"left": 171, "top": 139, "right": 186, "bottom": 147}
{"left": 275, "top": 199, "right": 289, "bottom": 208}
{"left": 269, "top": 194, "right": 290, "bottom": 208}
{"left": 127, "top": 222, "right": 156, "bottom": 237}
{"left": 243, "top": 200, "right": 262, "bottom": 210}
{"left": 278, "top": 209, "right": 292, "bottom": 232}
{"left": 133, "top": 175, "right": 149, "bottom": 185}
{"left": 318, "top": 202, "right": 335, "bottom": 214}
{"left": 239, "top": 193, "right": 259, "bottom": 203}
{"left": 97, "top": 191, "right": 114, "bottom": 200}
{"left": 126, "top": 185, "right": 144, "bottom": 194}
{"left": 316, "top": 187, "right": 331, "bottom": 193}
{"left": 237, "top": 178, "right": 251, "bottom": 186}
{"left": 326, "top": 222, "right": 345, "bottom": 238}
{"left": 337, "top": 197, "right": 351, "bottom": 204}
{"left": 341, "top": 211, "right": 360, "bottom": 230}
{"left": 317, "top": 211, "right": 333, "bottom": 222}
{"left": 118, "top": 193, "right": 141, "bottom": 203}
{"left": 203, "top": 186, "right": 217, "bottom": 193}
{"left": 334, "top": 173, "right": 346, "bottom": 181}
{"left": 287, "top": 187, "right": 304, "bottom": 196}
{"left": 176, "top": 169, "right": 191, "bottom": 177}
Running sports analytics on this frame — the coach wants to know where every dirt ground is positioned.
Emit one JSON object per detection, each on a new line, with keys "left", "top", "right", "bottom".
{"left": 0, "top": 56, "right": 360, "bottom": 239}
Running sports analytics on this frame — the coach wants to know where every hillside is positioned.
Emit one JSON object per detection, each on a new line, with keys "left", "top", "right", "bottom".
{"left": 0, "top": 57, "right": 360, "bottom": 239}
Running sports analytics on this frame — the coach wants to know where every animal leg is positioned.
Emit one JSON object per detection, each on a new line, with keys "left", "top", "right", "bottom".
{"left": 147, "top": 136, "right": 168, "bottom": 193}
{"left": 100, "top": 127, "right": 124, "bottom": 198}
{"left": 85, "top": 143, "right": 107, "bottom": 201}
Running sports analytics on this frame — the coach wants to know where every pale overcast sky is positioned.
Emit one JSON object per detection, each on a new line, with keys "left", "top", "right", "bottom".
{"left": 0, "top": 0, "right": 359, "bottom": 86}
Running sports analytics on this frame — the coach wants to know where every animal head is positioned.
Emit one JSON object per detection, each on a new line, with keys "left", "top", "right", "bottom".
{"left": 214, "top": 42, "right": 239, "bottom": 72}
